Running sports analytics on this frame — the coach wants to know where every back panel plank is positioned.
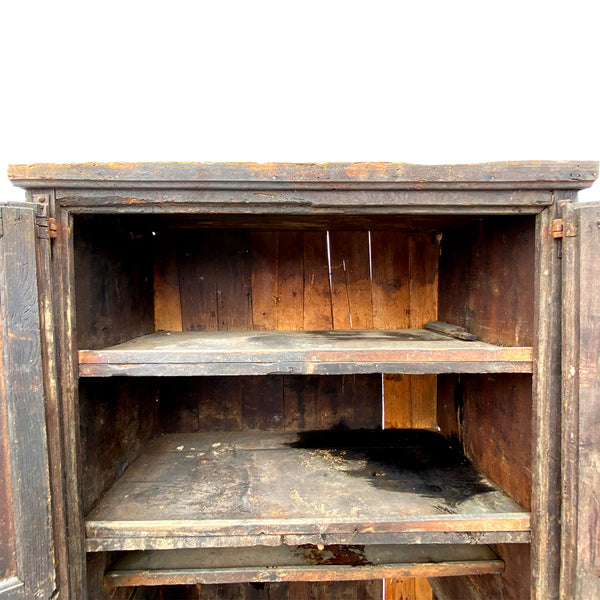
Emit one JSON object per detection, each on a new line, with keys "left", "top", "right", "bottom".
{"left": 329, "top": 231, "right": 373, "bottom": 329}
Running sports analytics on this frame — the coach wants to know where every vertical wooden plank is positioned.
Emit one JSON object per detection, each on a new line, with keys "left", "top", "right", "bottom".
{"left": 278, "top": 232, "right": 304, "bottom": 330}
{"left": 462, "top": 374, "right": 532, "bottom": 510}
{"left": 356, "top": 580, "right": 383, "bottom": 600}
{"left": 561, "top": 201, "right": 600, "bottom": 599}
{"left": 250, "top": 232, "right": 279, "bottom": 330}
{"left": 283, "top": 376, "right": 320, "bottom": 431}
{"left": 370, "top": 231, "right": 410, "bottom": 330}
{"left": 532, "top": 202, "right": 564, "bottom": 600}
{"left": 303, "top": 232, "right": 332, "bottom": 330}
{"left": 0, "top": 274, "right": 17, "bottom": 583}
{"left": 159, "top": 378, "right": 202, "bottom": 434}
{"left": 74, "top": 216, "right": 155, "bottom": 349}
{"left": 241, "top": 376, "right": 285, "bottom": 431}
{"left": 329, "top": 231, "right": 373, "bottom": 329}
{"left": 193, "top": 378, "right": 243, "bottom": 433}
{"left": 178, "top": 231, "right": 219, "bottom": 332}
{"left": 383, "top": 375, "right": 412, "bottom": 429}
{"left": 370, "top": 232, "right": 411, "bottom": 430}
{"left": 353, "top": 375, "right": 383, "bottom": 429}
{"left": 385, "top": 578, "right": 415, "bottom": 599}
{"left": 289, "top": 581, "right": 357, "bottom": 600}
{"left": 215, "top": 232, "right": 253, "bottom": 331}
{"left": 413, "top": 579, "right": 433, "bottom": 600}
{"left": 154, "top": 230, "right": 183, "bottom": 332}
{"left": 317, "top": 376, "right": 355, "bottom": 430}
{"left": 55, "top": 205, "right": 87, "bottom": 598}
{"left": 33, "top": 192, "right": 70, "bottom": 596}
{"left": 408, "top": 233, "right": 439, "bottom": 430}
{"left": 0, "top": 205, "right": 56, "bottom": 599}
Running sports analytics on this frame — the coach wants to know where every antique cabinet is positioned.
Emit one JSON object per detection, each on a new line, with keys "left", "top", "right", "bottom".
{"left": 2, "top": 162, "right": 599, "bottom": 600}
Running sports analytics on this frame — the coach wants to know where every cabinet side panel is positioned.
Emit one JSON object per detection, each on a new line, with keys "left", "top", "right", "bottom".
{"left": 74, "top": 216, "right": 155, "bottom": 350}
{"left": 438, "top": 215, "right": 535, "bottom": 347}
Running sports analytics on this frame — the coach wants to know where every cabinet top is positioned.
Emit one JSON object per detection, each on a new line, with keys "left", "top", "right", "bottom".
{"left": 8, "top": 161, "right": 598, "bottom": 190}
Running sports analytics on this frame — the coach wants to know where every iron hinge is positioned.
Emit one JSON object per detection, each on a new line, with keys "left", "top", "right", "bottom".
{"left": 36, "top": 215, "right": 58, "bottom": 239}
{"left": 552, "top": 219, "right": 565, "bottom": 239}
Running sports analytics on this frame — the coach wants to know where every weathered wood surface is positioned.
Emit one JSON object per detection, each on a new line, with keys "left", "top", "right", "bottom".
{"left": 0, "top": 204, "right": 55, "bottom": 598}
{"left": 385, "top": 577, "right": 433, "bottom": 600}
{"left": 423, "top": 321, "right": 477, "bottom": 341}
{"left": 531, "top": 203, "right": 565, "bottom": 600}
{"left": 9, "top": 161, "right": 598, "bottom": 189}
{"left": 105, "top": 544, "right": 503, "bottom": 586}
{"left": 560, "top": 201, "right": 600, "bottom": 599}
{"left": 438, "top": 215, "right": 535, "bottom": 347}
{"left": 78, "top": 329, "right": 533, "bottom": 377}
{"left": 158, "top": 376, "right": 381, "bottom": 434}
{"left": 85, "top": 430, "right": 529, "bottom": 551}
{"left": 74, "top": 215, "right": 155, "bottom": 350}
{"left": 54, "top": 205, "right": 88, "bottom": 597}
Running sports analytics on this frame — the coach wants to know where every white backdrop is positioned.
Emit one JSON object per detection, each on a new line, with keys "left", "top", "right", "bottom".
{"left": 2, "top": 0, "right": 599, "bottom": 202}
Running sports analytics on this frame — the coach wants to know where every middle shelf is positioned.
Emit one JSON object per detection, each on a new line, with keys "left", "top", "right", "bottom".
{"left": 78, "top": 329, "right": 533, "bottom": 377}
{"left": 85, "top": 429, "right": 530, "bottom": 552}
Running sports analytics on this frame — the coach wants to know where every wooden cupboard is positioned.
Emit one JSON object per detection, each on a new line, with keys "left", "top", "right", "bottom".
{"left": 2, "top": 161, "right": 598, "bottom": 599}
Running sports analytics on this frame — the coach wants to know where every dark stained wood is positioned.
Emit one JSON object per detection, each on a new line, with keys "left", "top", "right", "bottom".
{"left": 55, "top": 205, "right": 88, "bottom": 597}
{"left": 178, "top": 230, "right": 219, "bottom": 331}
{"left": 106, "top": 544, "right": 503, "bottom": 586}
{"left": 0, "top": 204, "right": 55, "bottom": 598}
{"left": 9, "top": 161, "right": 598, "bottom": 189}
{"left": 251, "top": 232, "right": 280, "bottom": 330}
{"left": 79, "top": 378, "right": 159, "bottom": 515}
{"left": 560, "top": 201, "right": 600, "bottom": 598}
{"left": 153, "top": 229, "right": 183, "bottom": 332}
{"left": 32, "top": 191, "right": 70, "bottom": 596}
{"left": 78, "top": 329, "right": 533, "bottom": 377}
{"left": 466, "top": 543, "right": 530, "bottom": 600}
{"left": 214, "top": 232, "right": 253, "bottom": 331}
{"left": 429, "top": 576, "right": 483, "bottom": 600}
{"left": 85, "top": 430, "right": 529, "bottom": 552}
{"left": 73, "top": 215, "right": 155, "bottom": 350}
{"left": 159, "top": 375, "right": 380, "bottom": 434}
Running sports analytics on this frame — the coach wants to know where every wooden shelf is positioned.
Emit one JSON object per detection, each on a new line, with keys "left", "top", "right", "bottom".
{"left": 78, "top": 329, "right": 533, "bottom": 377}
{"left": 85, "top": 430, "right": 530, "bottom": 552}
{"left": 105, "top": 544, "right": 504, "bottom": 587}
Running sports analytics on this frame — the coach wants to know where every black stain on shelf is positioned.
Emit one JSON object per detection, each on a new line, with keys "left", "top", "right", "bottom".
{"left": 288, "top": 428, "right": 494, "bottom": 507}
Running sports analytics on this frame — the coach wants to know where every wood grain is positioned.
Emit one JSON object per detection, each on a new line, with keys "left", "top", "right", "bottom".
{"left": 303, "top": 232, "right": 333, "bottom": 330}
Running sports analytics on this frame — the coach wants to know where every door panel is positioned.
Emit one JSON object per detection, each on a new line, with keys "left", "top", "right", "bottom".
{"left": 561, "top": 201, "right": 600, "bottom": 598}
{"left": 0, "top": 204, "right": 55, "bottom": 599}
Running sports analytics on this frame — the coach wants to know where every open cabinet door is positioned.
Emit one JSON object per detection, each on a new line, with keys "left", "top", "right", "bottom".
{"left": 0, "top": 204, "right": 55, "bottom": 599}
{"left": 561, "top": 201, "right": 600, "bottom": 599}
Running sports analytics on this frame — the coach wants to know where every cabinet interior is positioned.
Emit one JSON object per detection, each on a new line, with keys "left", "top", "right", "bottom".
{"left": 73, "top": 213, "right": 535, "bottom": 597}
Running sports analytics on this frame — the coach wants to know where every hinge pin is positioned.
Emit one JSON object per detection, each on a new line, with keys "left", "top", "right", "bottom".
{"left": 48, "top": 217, "right": 58, "bottom": 239}
{"left": 552, "top": 219, "right": 564, "bottom": 239}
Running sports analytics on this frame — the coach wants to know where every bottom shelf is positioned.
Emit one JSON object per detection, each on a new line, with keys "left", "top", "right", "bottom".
{"left": 106, "top": 544, "right": 503, "bottom": 587}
